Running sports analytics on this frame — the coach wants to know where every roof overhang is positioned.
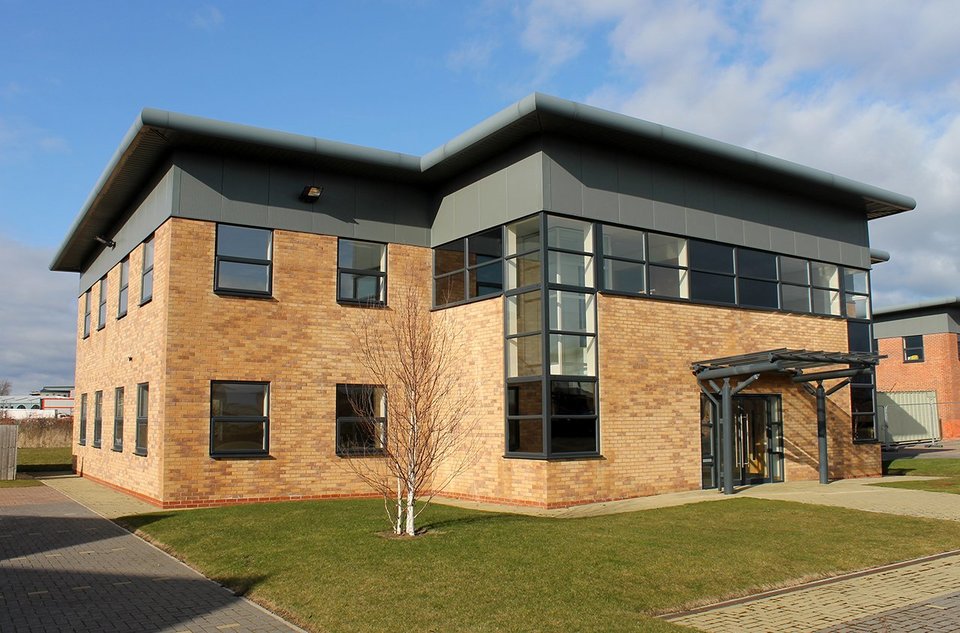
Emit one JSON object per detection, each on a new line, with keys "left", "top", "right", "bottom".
{"left": 51, "top": 92, "right": 918, "bottom": 273}
{"left": 873, "top": 297, "right": 960, "bottom": 319}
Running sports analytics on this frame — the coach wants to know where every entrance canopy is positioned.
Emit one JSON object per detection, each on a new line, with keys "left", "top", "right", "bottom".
{"left": 691, "top": 348, "right": 884, "bottom": 495}
{"left": 691, "top": 348, "right": 882, "bottom": 382}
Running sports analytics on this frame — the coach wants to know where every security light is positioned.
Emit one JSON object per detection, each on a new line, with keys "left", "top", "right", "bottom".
{"left": 299, "top": 185, "right": 323, "bottom": 203}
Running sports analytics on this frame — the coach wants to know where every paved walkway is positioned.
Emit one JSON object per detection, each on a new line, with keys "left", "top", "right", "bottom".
{"left": 665, "top": 551, "right": 960, "bottom": 632}
{"left": 0, "top": 484, "right": 303, "bottom": 633}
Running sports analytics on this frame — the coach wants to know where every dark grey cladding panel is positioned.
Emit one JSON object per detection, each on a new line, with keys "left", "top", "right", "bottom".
{"left": 174, "top": 152, "right": 431, "bottom": 247}
{"left": 874, "top": 313, "right": 957, "bottom": 338}
{"left": 540, "top": 136, "right": 870, "bottom": 265}
{"left": 79, "top": 166, "right": 175, "bottom": 293}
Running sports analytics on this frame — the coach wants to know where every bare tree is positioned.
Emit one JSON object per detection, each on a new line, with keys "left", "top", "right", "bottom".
{"left": 341, "top": 288, "right": 480, "bottom": 536}
{"left": 0, "top": 380, "right": 11, "bottom": 396}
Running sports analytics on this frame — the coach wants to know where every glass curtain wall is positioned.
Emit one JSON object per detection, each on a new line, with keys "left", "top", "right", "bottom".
{"left": 505, "top": 214, "right": 599, "bottom": 457}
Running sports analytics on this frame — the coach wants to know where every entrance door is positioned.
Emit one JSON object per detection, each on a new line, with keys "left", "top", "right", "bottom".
{"left": 701, "top": 394, "right": 784, "bottom": 489}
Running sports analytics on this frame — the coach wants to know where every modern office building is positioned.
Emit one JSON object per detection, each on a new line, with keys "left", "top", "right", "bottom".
{"left": 874, "top": 298, "right": 960, "bottom": 442}
{"left": 51, "top": 94, "right": 914, "bottom": 508}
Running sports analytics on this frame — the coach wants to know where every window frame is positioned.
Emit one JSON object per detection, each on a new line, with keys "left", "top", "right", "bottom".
{"left": 209, "top": 380, "right": 270, "bottom": 457}
{"left": 92, "top": 390, "right": 103, "bottom": 448}
{"left": 335, "top": 384, "right": 388, "bottom": 456}
{"left": 82, "top": 291, "right": 91, "bottom": 338}
{"left": 433, "top": 228, "right": 505, "bottom": 309}
{"left": 78, "top": 393, "right": 87, "bottom": 445}
{"left": 140, "top": 235, "right": 155, "bottom": 306}
{"left": 112, "top": 386, "right": 124, "bottom": 452}
{"left": 903, "top": 335, "right": 925, "bottom": 363}
{"left": 97, "top": 277, "right": 107, "bottom": 330}
{"left": 117, "top": 258, "right": 129, "bottom": 319}
{"left": 134, "top": 383, "right": 148, "bottom": 456}
{"left": 337, "top": 238, "right": 388, "bottom": 306}
{"left": 213, "top": 224, "right": 274, "bottom": 298}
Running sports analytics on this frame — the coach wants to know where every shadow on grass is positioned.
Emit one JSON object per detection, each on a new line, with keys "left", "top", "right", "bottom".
{"left": 419, "top": 510, "right": 522, "bottom": 533}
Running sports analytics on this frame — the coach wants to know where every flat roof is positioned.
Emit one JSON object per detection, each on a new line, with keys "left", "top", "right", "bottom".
{"left": 51, "top": 93, "right": 917, "bottom": 272}
{"left": 873, "top": 297, "right": 960, "bottom": 319}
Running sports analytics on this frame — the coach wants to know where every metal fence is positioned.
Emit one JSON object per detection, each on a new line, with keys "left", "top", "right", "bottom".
{"left": 0, "top": 425, "right": 17, "bottom": 480}
{"left": 878, "top": 391, "right": 941, "bottom": 445}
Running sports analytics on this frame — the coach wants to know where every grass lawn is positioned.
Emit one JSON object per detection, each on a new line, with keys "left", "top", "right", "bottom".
{"left": 16, "top": 446, "right": 73, "bottom": 472}
{"left": 878, "top": 458, "right": 960, "bottom": 494}
{"left": 0, "top": 479, "right": 43, "bottom": 488}
{"left": 124, "top": 497, "right": 960, "bottom": 633}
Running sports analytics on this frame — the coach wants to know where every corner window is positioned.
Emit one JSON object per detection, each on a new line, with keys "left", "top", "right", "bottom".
{"left": 82, "top": 291, "right": 91, "bottom": 338}
{"left": 849, "top": 321, "right": 877, "bottom": 442}
{"left": 903, "top": 335, "right": 924, "bottom": 362}
{"left": 117, "top": 258, "right": 129, "bottom": 318}
{"left": 141, "top": 236, "right": 155, "bottom": 305}
{"left": 338, "top": 239, "right": 386, "bottom": 304}
{"left": 215, "top": 225, "right": 273, "bottom": 296}
{"left": 433, "top": 228, "right": 503, "bottom": 307}
{"left": 135, "top": 383, "right": 148, "bottom": 456}
{"left": 210, "top": 381, "right": 269, "bottom": 456}
{"left": 97, "top": 277, "right": 107, "bottom": 330}
{"left": 842, "top": 269, "right": 871, "bottom": 319}
{"left": 92, "top": 391, "right": 102, "bottom": 448}
{"left": 810, "top": 262, "right": 841, "bottom": 316}
{"left": 113, "top": 387, "right": 124, "bottom": 452}
{"left": 78, "top": 393, "right": 87, "bottom": 445}
{"left": 335, "top": 384, "right": 387, "bottom": 455}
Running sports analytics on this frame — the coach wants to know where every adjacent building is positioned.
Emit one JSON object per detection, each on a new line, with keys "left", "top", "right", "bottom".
{"left": 51, "top": 94, "right": 915, "bottom": 508}
{"left": 874, "top": 298, "right": 960, "bottom": 442}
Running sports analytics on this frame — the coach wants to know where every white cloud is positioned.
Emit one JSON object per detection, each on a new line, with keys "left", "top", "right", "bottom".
{"left": 190, "top": 5, "right": 224, "bottom": 31}
{"left": 0, "top": 116, "right": 70, "bottom": 162}
{"left": 0, "top": 236, "right": 77, "bottom": 394}
{"left": 447, "top": 38, "right": 500, "bottom": 72}
{"left": 516, "top": 0, "right": 960, "bottom": 307}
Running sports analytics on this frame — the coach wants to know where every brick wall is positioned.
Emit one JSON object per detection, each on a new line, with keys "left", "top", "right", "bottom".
{"left": 877, "top": 333, "right": 960, "bottom": 439}
{"left": 74, "top": 223, "right": 168, "bottom": 501}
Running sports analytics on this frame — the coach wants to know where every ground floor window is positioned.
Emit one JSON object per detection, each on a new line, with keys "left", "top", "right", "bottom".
{"left": 210, "top": 381, "right": 269, "bottom": 456}
{"left": 135, "top": 383, "right": 148, "bottom": 456}
{"left": 113, "top": 387, "right": 124, "bottom": 451}
{"left": 92, "top": 391, "right": 103, "bottom": 448}
{"left": 336, "top": 384, "right": 386, "bottom": 455}
{"left": 78, "top": 393, "right": 87, "bottom": 445}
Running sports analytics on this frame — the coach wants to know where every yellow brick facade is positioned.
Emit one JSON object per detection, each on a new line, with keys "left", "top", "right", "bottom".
{"left": 73, "top": 217, "right": 879, "bottom": 508}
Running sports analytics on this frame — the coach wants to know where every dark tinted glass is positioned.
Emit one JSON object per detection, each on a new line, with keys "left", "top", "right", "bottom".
{"left": 851, "top": 386, "right": 874, "bottom": 414}
{"left": 137, "top": 384, "right": 149, "bottom": 418}
{"left": 853, "top": 416, "right": 876, "bottom": 441}
{"left": 211, "top": 383, "right": 267, "bottom": 417}
{"left": 508, "top": 382, "right": 542, "bottom": 416}
{"left": 551, "top": 381, "right": 596, "bottom": 415}
{"left": 218, "top": 261, "right": 270, "bottom": 293}
{"left": 339, "top": 240, "right": 385, "bottom": 271}
{"left": 340, "top": 273, "right": 382, "bottom": 302}
{"left": 737, "top": 249, "right": 777, "bottom": 279}
{"left": 690, "top": 271, "right": 736, "bottom": 304}
{"left": 336, "top": 385, "right": 385, "bottom": 418}
{"left": 779, "top": 256, "right": 808, "bottom": 284}
{"left": 211, "top": 421, "right": 265, "bottom": 452}
{"left": 217, "top": 225, "right": 271, "bottom": 259}
{"left": 739, "top": 278, "right": 779, "bottom": 309}
{"left": 812, "top": 288, "right": 839, "bottom": 315}
{"left": 604, "top": 259, "right": 645, "bottom": 293}
{"left": 847, "top": 321, "right": 872, "bottom": 353}
{"left": 434, "top": 272, "right": 465, "bottom": 305}
{"left": 781, "top": 284, "right": 810, "bottom": 312}
{"left": 468, "top": 229, "right": 502, "bottom": 265}
{"left": 602, "top": 226, "right": 644, "bottom": 260}
{"left": 508, "top": 418, "right": 543, "bottom": 452}
{"left": 469, "top": 262, "right": 503, "bottom": 298}
{"left": 434, "top": 239, "right": 465, "bottom": 276}
{"left": 689, "top": 240, "right": 734, "bottom": 274}
{"left": 337, "top": 419, "right": 383, "bottom": 453}
{"left": 141, "top": 270, "right": 154, "bottom": 301}
{"left": 550, "top": 417, "right": 597, "bottom": 453}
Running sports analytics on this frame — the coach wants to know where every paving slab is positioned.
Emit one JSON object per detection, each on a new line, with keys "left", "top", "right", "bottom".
{"left": 665, "top": 551, "right": 960, "bottom": 633}
{"left": 0, "top": 484, "right": 304, "bottom": 633}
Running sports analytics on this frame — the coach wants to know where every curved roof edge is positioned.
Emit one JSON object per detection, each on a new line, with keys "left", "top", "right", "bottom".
{"left": 870, "top": 248, "right": 891, "bottom": 264}
{"left": 51, "top": 93, "right": 918, "bottom": 272}
{"left": 874, "top": 297, "right": 960, "bottom": 317}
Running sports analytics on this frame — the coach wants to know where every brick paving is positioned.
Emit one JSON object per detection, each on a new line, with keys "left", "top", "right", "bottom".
{"left": 665, "top": 551, "right": 960, "bottom": 633}
{"left": 0, "top": 485, "right": 303, "bottom": 633}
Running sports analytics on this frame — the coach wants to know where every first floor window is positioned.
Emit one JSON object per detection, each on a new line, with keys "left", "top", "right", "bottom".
{"left": 338, "top": 239, "right": 386, "bottom": 304}
{"left": 336, "top": 384, "right": 386, "bottom": 455}
{"left": 903, "top": 335, "right": 924, "bottom": 362}
{"left": 78, "top": 393, "right": 88, "bottom": 445}
{"left": 210, "top": 381, "right": 269, "bottom": 456}
{"left": 135, "top": 383, "right": 148, "bottom": 455}
{"left": 92, "top": 391, "right": 103, "bottom": 448}
{"left": 97, "top": 277, "right": 107, "bottom": 330}
{"left": 113, "top": 387, "right": 124, "bottom": 451}
{"left": 118, "top": 258, "right": 129, "bottom": 317}
{"left": 141, "top": 235, "right": 155, "bottom": 304}
{"left": 215, "top": 224, "right": 273, "bottom": 296}
{"left": 82, "top": 291, "right": 91, "bottom": 338}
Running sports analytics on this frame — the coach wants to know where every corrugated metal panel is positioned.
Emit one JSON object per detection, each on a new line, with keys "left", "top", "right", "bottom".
{"left": 0, "top": 425, "right": 17, "bottom": 480}
{"left": 878, "top": 391, "right": 941, "bottom": 445}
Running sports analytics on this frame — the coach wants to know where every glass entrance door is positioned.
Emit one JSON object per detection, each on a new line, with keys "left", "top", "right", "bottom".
{"left": 701, "top": 394, "right": 784, "bottom": 489}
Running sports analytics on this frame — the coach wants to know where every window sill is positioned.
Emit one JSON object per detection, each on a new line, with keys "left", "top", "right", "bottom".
{"left": 503, "top": 453, "right": 604, "bottom": 461}
{"left": 78, "top": 441, "right": 86, "bottom": 446}
{"left": 432, "top": 292, "right": 503, "bottom": 311}
{"left": 92, "top": 442, "right": 101, "bottom": 449}
{"left": 903, "top": 359, "right": 924, "bottom": 364}
{"left": 852, "top": 439, "right": 880, "bottom": 445}
{"left": 139, "top": 297, "right": 153, "bottom": 307}
{"left": 337, "top": 299, "right": 387, "bottom": 308}
{"left": 97, "top": 326, "right": 105, "bottom": 332}
{"left": 336, "top": 450, "right": 387, "bottom": 458}
{"left": 209, "top": 453, "right": 273, "bottom": 460}
{"left": 133, "top": 449, "right": 147, "bottom": 457}
{"left": 116, "top": 312, "right": 127, "bottom": 321}
{"left": 111, "top": 447, "right": 123, "bottom": 453}
{"left": 214, "top": 289, "right": 274, "bottom": 300}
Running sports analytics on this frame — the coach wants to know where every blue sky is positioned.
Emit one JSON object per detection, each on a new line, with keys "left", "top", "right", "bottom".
{"left": 1, "top": 0, "right": 958, "bottom": 393}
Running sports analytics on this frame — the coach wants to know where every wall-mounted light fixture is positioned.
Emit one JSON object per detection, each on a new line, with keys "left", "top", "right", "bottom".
{"left": 299, "top": 185, "right": 323, "bottom": 203}
{"left": 95, "top": 235, "right": 117, "bottom": 248}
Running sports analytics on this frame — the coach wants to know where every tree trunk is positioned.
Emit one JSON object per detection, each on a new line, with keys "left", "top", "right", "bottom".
{"left": 395, "top": 477, "right": 403, "bottom": 535}
{"left": 405, "top": 482, "right": 416, "bottom": 536}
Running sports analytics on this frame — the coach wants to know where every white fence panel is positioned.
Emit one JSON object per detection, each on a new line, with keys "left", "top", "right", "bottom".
{"left": 878, "top": 391, "right": 941, "bottom": 445}
{"left": 0, "top": 425, "right": 17, "bottom": 480}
